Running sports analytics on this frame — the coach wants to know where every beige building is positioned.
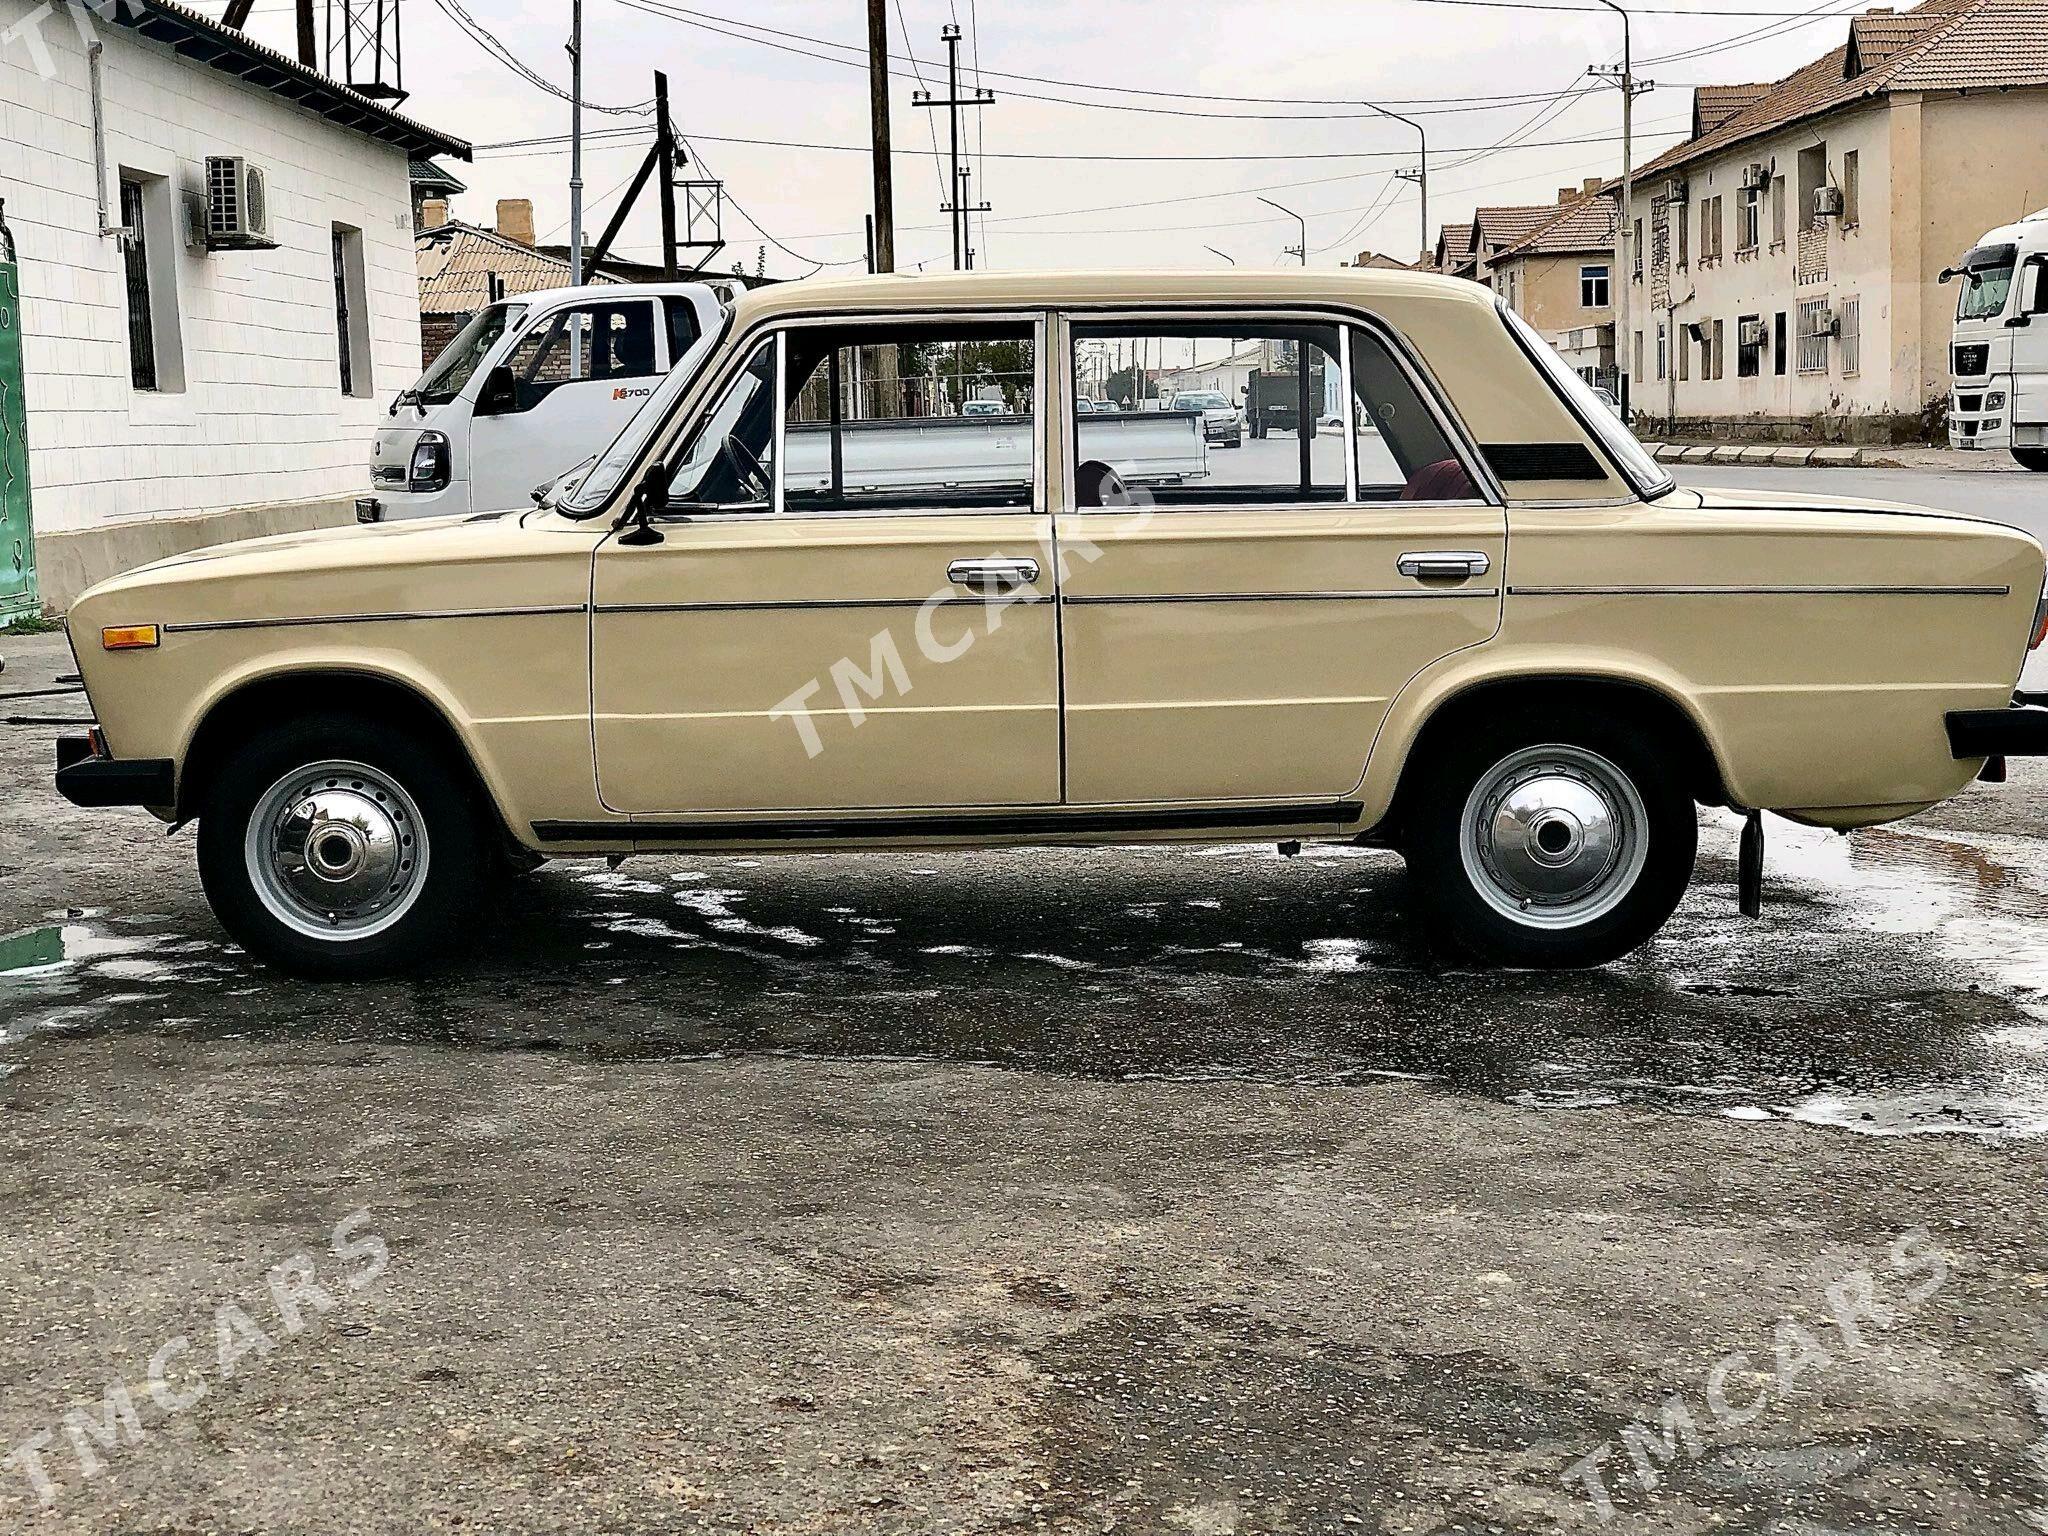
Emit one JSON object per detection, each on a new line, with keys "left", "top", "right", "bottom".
{"left": 1487, "top": 190, "right": 1619, "bottom": 387}
{"left": 1620, "top": 0, "right": 2048, "bottom": 441}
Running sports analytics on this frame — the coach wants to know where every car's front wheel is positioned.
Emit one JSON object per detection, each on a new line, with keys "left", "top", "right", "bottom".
{"left": 1404, "top": 709, "right": 1697, "bottom": 967}
{"left": 196, "top": 712, "right": 493, "bottom": 976}
{"left": 2013, "top": 447, "right": 2048, "bottom": 472}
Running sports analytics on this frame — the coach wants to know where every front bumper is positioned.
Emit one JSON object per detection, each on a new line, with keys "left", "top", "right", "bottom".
{"left": 55, "top": 731, "right": 176, "bottom": 808}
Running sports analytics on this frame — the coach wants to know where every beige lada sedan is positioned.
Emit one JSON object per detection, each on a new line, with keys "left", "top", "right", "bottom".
{"left": 55, "top": 270, "right": 2048, "bottom": 974}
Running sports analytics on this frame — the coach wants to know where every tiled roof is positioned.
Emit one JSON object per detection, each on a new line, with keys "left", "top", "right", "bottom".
{"left": 1636, "top": 0, "right": 2048, "bottom": 183}
{"left": 1433, "top": 222, "right": 1474, "bottom": 271}
{"left": 410, "top": 158, "right": 468, "bottom": 195}
{"left": 1471, "top": 204, "right": 1561, "bottom": 256}
{"left": 1692, "top": 83, "right": 1771, "bottom": 136}
{"left": 1490, "top": 195, "right": 1616, "bottom": 260}
{"left": 417, "top": 223, "right": 632, "bottom": 313}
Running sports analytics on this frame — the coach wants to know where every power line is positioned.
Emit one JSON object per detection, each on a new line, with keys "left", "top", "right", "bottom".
{"left": 427, "top": 0, "right": 651, "bottom": 114}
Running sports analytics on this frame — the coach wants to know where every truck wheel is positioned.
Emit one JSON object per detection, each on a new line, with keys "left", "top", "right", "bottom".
{"left": 2013, "top": 448, "right": 2048, "bottom": 472}
{"left": 196, "top": 712, "right": 492, "bottom": 977}
{"left": 1404, "top": 709, "right": 1697, "bottom": 967}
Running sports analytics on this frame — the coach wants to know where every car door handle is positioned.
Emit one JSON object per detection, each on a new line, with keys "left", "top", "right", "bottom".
{"left": 948, "top": 557, "right": 1040, "bottom": 593}
{"left": 1396, "top": 550, "right": 1491, "bottom": 581}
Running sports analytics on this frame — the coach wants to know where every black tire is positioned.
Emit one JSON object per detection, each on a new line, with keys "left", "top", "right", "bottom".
{"left": 1403, "top": 706, "right": 1697, "bottom": 967}
{"left": 2013, "top": 447, "right": 2048, "bottom": 472}
{"left": 196, "top": 711, "right": 493, "bottom": 977}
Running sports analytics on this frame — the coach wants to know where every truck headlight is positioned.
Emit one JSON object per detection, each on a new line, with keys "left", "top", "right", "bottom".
{"left": 1986, "top": 390, "right": 2007, "bottom": 410}
{"left": 408, "top": 431, "right": 451, "bottom": 493}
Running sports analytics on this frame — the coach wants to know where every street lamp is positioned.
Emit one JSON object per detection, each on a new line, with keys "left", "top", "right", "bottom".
{"left": 1257, "top": 197, "right": 1306, "bottom": 265}
{"left": 1360, "top": 100, "right": 1427, "bottom": 262}
{"left": 1204, "top": 245, "right": 1236, "bottom": 265}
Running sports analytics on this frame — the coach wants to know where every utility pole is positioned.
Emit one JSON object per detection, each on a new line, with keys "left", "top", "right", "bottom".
{"left": 1363, "top": 101, "right": 1428, "bottom": 262}
{"left": 1589, "top": 1, "right": 1651, "bottom": 416}
{"left": 567, "top": 0, "right": 584, "bottom": 375}
{"left": 1258, "top": 196, "right": 1306, "bottom": 264}
{"left": 915, "top": 23, "right": 993, "bottom": 271}
{"left": 865, "top": 0, "right": 895, "bottom": 272}
{"left": 654, "top": 70, "right": 678, "bottom": 280}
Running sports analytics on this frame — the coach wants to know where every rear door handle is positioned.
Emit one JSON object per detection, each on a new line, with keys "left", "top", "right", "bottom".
{"left": 1396, "top": 550, "right": 1491, "bottom": 581}
{"left": 948, "top": 557, "right": 1040, "bottom": 593}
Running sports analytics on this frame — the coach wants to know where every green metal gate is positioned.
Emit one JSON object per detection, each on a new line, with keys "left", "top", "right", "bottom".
{"left": 0, "top": 201, "right": 36, "bottom": 626}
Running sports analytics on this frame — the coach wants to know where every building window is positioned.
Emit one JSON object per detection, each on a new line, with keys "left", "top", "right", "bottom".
{"left": 1677, "top": 203, "right": 1689, "bottom": 268}
{"left": 119, "top": 178, "right": 157, "bottom": 392}
{"left": 1774, "top": 311, "right": 1787, "bottom": 375}
{"left": 1796, "top": 297, "right": 1831, "bottom": 374}
{"left": 1842, "top": 150, "right": 1860, "bottom": 229}
{"left": 332, "top": 224, "right": 372, "bottom": 398}
{"left": 1655, "top": 322, "right": 1667, "bottom": 381}
{"left": 1713, "top": 319, "right": 1726, "bottom": 381}
{"left": 1698, "top": 196, "right": 1724, "bottom": 262}
{"left": 1737, "top": 186, "right": 1761, "bottom": 252}
{"left": 1633, "top": 329, "right": 1644, "bottom": 380}
{"left": 1737, "top": 314, "right": 1762, "bottom": 377}
{"left": 1632, "top": 218, "right": 1643, "bottom": 280}
{"left": 1770, "top": 177, "right": 1786, "bottom": 247}
{"left": 1839, "top": 294, "right": 1860, "bottom": 376}
{"left": 1678, "top": 326, "right": 1689, "bottom": 382}
{"left": 1580, "top": 263, "right": 1610, "bottom": 309}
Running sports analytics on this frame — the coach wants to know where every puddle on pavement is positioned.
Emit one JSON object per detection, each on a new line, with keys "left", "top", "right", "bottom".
{"left": 6, "top": 811, "right": 2048, "bottom": 1138}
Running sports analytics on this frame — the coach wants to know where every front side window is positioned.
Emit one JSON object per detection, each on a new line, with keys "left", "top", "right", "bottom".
{"left": 660, "top": 338, "right": 777, "bottom": 512}
{"left": 501, "top": 300, "right": 659, "bottom": 410}
{"left": 1070, "top": 322, "right": 1343, "bottom": 507}
{"left": 784, "top": 322, "right": 1037, "bottom": 512}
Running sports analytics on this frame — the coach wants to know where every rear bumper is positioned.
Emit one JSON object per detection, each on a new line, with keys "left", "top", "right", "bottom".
{"left": 1945, "top": 693, "right": 2048, "bottom": 758}
{"left": 55, "top": 732, "right": 176, "bottom": 808}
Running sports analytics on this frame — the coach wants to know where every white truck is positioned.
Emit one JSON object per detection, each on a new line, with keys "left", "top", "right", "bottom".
{"left": 1943, "top": 207, "right": 2048, "bottom": 470}
{"left": 364, "top": 281, "right": 733, "bottom": 521}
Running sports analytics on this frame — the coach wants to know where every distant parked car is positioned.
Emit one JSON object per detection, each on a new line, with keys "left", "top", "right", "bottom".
{"left": 1591, "top": 385, "right": 1631, "bottom": 424}
{"left": 1168, "top": 390, "right": 1243, "bottom": 448}
{"left": 960, "top": 399, "right": 1003, "bottom": 417}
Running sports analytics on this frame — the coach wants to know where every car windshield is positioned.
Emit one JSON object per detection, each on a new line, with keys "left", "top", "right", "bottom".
{"left": 561, "top": 307, "right": 733, "bottom": 516}
{"left": 1178, "top": 394, "right": 1226, "bottom": 408}
{"left": 1500, "top": 303, "right": 1672, "bottom": 499}
{"left": 1956, "top": 244, "right": 2017, "bottom": 321}
{"left": 414, "top": 302, "right": 524, "bottom": 404}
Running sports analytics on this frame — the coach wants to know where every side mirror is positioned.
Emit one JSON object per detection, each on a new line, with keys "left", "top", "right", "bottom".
{"left": 476, "top": 365, "right": 517, "bottom": 416}
{"left": 615, "top": 464, "right": 670, "bottom": 545}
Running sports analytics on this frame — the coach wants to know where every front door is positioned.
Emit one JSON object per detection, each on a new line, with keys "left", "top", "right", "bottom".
{"left": 470, "top": 296, "right": 667, "bottom": 512}
{"left": 1057, "top": 314, "right": 1504, "bottom": 806}
{"left": 591, "top": 316, "right": 1062, "bottom": 816}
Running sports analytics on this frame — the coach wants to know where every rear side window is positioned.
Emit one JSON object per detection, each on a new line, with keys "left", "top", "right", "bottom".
{"left": 1347, "top": 328, "right": 1481, "bottom": 502}
{"left": 664, "top": 296, "right": 702, "bottom": 368}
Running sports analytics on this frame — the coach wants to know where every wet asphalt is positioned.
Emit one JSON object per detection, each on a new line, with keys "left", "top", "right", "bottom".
{"left": 4, "top": 624, "right": 2048, "bottom": 1534}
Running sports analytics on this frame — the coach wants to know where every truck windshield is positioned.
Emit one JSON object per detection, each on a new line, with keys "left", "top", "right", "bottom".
{"left": 414, "top": 302, "right": 525, "bottom": 404}
{"left": 1956, "top": 244, "right": 2017, "bottom": 320}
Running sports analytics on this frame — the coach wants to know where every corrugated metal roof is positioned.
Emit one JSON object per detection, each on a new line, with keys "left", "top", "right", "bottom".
{"left": 417, "top": 224, "right": 620, "bottom": 313}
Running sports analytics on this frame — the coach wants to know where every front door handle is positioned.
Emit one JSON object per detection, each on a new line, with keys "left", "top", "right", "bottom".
{"left": 948, "top": 557, "right": 1040, "bottom": 593}
{"left": 1396, "top": 550, "right": 1491, "bottom": 581}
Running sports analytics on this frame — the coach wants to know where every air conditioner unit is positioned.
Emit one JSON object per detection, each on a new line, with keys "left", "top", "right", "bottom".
{"left": 203, "top": 155, "right": 277, "bottom": 250}
{"left": 1813, "top": 185, "right": 1845, "bottom": 219}
{"left": 1807, "top": 305, "right": 1838, "bottom": 337}
{"left": 1739, "top": 317, "right": 1768, "bottom": 347}
{"left": 1741, "top": 163, "right": 1770, "bottom": 191}
{"left": 1663, "top": 177, "right": 1689, "bottom": 205}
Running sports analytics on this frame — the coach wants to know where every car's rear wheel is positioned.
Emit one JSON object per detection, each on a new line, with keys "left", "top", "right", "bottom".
{"left": 197, "top": 713, "right": 492, "bottom": 976}
{"left": 2013, "top": 447, "right": 2048, "bottom": 472}
{"left": 1404, "top": 708, "right": 1697, "bottom": 967}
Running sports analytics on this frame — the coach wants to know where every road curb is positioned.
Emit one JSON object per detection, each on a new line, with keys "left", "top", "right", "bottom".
{"left": 1651, "top": 443, "right": 1863, "bottom": 466}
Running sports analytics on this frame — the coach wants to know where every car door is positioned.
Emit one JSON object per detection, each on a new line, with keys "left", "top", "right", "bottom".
{"left": 590, "top": 313, "right": 1063, "bottom": 817}
{"left": 469, "top": 297, "right": 665, "bottom": 512}
{"left": 1056, "top": 312, "right": 1505, "bottom": 806}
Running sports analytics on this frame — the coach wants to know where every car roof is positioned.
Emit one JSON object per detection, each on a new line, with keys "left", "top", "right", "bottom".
{"left": 729, "top": 267, "right": 1493, "bottom": 329}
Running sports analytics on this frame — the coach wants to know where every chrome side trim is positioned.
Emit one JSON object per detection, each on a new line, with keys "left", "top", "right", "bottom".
{"left": 1508, "top": 583, "right": 2011, "bottom": 597}
{"left": 596, "top": 595, "right": 1050, "bottom": 615}
{"left": 163, "top": 605, "right": 586, "bottom": 634}
{"left": 1063, "top": 587, "right": 1500, "bottom": 605}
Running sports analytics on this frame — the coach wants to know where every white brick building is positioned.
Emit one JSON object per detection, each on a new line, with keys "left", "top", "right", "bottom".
{"left": 0, "top": 0, "right": 466, "bottom": 606}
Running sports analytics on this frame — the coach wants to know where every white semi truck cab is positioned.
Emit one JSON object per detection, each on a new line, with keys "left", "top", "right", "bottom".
{"left": 1944, "top": 209, "right": 2048, "bottom": 470}
{"left": 364, "top": 281, "right": 733, "bottom": 520}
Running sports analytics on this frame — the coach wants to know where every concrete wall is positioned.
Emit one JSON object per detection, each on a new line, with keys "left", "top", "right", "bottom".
{"left": 0, "top": 0, "right": 421, "bottom": 601}
{"left": 1497, "top": 249, "right": 1614, "bottom": 348}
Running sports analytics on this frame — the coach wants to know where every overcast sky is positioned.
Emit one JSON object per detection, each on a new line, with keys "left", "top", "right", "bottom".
{"left": 241, "top": 0, "right": 1871, "bottom": 277}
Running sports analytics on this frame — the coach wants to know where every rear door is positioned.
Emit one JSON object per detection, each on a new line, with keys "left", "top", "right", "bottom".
{"left": 590, "top": 313, "right": 1063, "bottom": 817}
{"left": 469, "top": 297, "right": 664, "bottom": 511}
{"left": 1056, "top": 312, "right": 1504, "bottom": 806}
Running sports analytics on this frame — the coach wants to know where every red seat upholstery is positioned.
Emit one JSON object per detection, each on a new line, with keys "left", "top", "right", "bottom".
{"left": 1400, "top": 458, "right": 1477, "bottom": 501}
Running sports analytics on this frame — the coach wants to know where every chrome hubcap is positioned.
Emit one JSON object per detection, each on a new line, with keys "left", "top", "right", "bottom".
{"left": 245, "top": 760, "right": 429, "bottom": 940}
{"left": 1459, "top": 744, "right": 1648, "bottom": 929}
